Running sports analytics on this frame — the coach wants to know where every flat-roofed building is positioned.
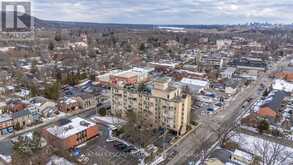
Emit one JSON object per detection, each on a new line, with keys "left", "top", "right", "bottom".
{"left": 221, "top": 67, "right": 236, "bottom": 79}
{"left": 111, "top": 77, "right": 191, "bottom": 135}
{"left": 97, "top": 67, "right": 153, "bottom": 85}
{"left": 231, "top": 57, "right": 266, "bottom": 71}
{"left": 180, "top": 78, "right": 209, "bottom": 93}
{"left": 43, "top": 117, "right": 99, "bottom": 150}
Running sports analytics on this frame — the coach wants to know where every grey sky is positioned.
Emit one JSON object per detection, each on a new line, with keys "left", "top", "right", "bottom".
{"left": 27, "top": 0, "right": 293, "bottom": 24}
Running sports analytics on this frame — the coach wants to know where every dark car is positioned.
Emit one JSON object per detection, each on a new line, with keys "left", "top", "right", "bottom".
{"left": 114, "top": 143, "right": 128, "bottom": 150}
{"left": 122, "top": 146, "right": 136, "bottom": 153}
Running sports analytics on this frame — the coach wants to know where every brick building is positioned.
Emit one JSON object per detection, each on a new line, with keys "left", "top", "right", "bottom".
{"left": 57, "top": 97, "right": 80, "bottom": 113}
{"left": 274, "top": 67, "right": 293, "bottom": 82}
{"left": 43, "top": 117, "right": 99, "bottom": 150}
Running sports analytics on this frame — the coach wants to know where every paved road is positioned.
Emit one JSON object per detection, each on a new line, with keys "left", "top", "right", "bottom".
{"left": 165, "top": 56, "right": 290, "bottom": 165}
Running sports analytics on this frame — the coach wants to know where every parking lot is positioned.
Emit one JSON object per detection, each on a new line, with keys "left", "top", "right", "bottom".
{"left": 77, "top": 123, "right": 140, "bottom": 165}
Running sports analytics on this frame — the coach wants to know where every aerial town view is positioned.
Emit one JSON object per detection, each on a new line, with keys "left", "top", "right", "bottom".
{"left": 0, "top": 0, "right": 293, "bottom": 165}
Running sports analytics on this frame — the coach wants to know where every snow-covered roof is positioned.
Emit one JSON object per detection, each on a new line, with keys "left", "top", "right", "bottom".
{"left": 61, "top": 98, "right": 78, "bottom": 105}
{"left": 46, "top": 117, "right": 96, "bottom": 139}
{"left": 272, "top": 79, "right": 293, "bottom": 93}
{"left": 149, "top": 62, "right": 179, "bottom": 68}
{"left": 0, "top": 114, "right": 12, "bottom": 123}
{"left": 223, "top": 67, "right": 236, "bottom": 74}
{"left": 180, "top": 78, "right": 209, "bottom": 87}
{"left": 234, "top": 149, "right": 253, "bottom": 161}
{"left": 131, "top": 67, "right": 154, "bottom": 74}
{"left": 15, "top": 89, "right": 30, "bottom": 97}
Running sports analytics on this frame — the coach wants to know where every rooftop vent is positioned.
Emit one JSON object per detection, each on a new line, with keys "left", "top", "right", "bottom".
{"left": 80, "top": 121, "right": 90, "bottom": 127}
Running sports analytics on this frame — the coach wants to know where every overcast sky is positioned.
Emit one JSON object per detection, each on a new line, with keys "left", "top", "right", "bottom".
{"left": 15, "top": 0, "right": 293, "bottom": 24}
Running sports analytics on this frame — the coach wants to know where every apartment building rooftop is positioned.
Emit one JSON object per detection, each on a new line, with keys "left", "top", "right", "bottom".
{"left": 114, "top": 70, "right": 138, "bottom": 78}
{"left": 46, "top": 117, "right": 96, "bottom": 139}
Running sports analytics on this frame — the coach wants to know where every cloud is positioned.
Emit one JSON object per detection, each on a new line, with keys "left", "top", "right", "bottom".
{"left": 27, "top": 0, "right": 293, "bottom": 24}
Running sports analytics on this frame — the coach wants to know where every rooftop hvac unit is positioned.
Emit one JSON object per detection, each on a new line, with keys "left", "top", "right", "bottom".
{"left": 80, "top": 121, "right": 90, "bottom": 127}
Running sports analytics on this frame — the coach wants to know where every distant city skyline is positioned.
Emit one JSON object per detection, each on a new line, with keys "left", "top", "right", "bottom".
{"left": 17, "top": 0, "right": 293, "bottom": 24}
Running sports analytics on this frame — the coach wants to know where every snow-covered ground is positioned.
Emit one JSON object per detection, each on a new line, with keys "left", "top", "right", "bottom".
{"left": 0, "top": 154, "right": 12, "bottom": 164}
{"left": 240, "top": 125, "right": 258, "bottom": 133}
{"left": 231, "top": 133, "right": 293, "bottom": 165}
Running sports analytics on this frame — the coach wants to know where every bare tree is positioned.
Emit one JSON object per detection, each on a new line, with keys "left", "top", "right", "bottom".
{"left": 208, "top": 121, "right": 239, "bottom": 146}
{"left": 198, "top": 137, "right": 211, "bottom": 165}
{"left": 254, "top": 140, "right": 293, "bottom": 165}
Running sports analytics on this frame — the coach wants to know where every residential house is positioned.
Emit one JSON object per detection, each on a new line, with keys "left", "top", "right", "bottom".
{"left": 204, "top": 158, "right": 224, "bottom": 165}
{"left": 29, "top": 97, "right": 57, "bottom": 117}
{"left": 231, "top": 149, "right": 253, "bottom": 165}
{"left": 241, "top": 113, "right": 258, "bottom": 128}
{"left": 78, "top": 93, "right": 97, "bottom": 110}
{"left": 61, "top": 81, "right": 106, "bottom": 111}
{"left": 275, "top": 67, "right": 293, "bottom": 82}
{"left": 7, "top": 100, "right": 27, "bottom": 113}
{"left": 0, "top": 102, "right": 7, "bottom": 114}
{"left": 272, "top": 79, "right": 293, "bottom": 93}
{"left": 257, "top": 91, "right": 288, "bottom": 122}
{"left": 12, "top": 109, "right": 33, "bottom": 129}
{"left": 58, "top": 97, "right": 80, "bottom": 113}
{"left": 0, "top": 114, "right": 13, "bottom": 135}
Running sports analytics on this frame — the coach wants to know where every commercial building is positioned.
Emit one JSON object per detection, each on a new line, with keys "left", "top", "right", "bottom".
{"left": 44, "top": 117, "right": 99, "bottom": 150}
{"left": 12, "top": 109, "right": 33, "bottom": 129}
{"left": 180, "top": 78, "right": 209, "bottom": 94}
{"left": 111, "top": 77, "right": 192, "bottom": 135}
{"left": 57, "top": 97, "right": 80, "bottom": 113}
{"left": 272, "top": 79, "right": 293, "bottom": 93}
{"left": 231, "top": 58, "right": 266, "bottom": 71}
